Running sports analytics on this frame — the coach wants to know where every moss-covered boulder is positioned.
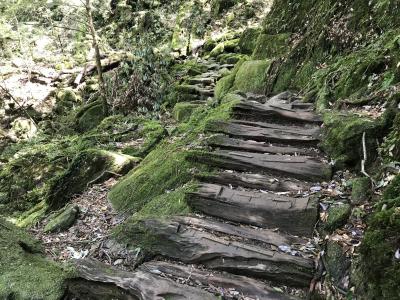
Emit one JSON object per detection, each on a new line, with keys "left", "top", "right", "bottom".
{"left": 252, "top": 33, "right": 291, "bottom": 59}
{"left": 325, "top": 240, "right": 351, "bottom": 286}
{"left": 322, "top": 112, "right": 384, "bottom": 168}
{"left": 230, "top": 59, "right": 271, "bottom": 93}
{"left": 214, "top": 58, "right": 247, "bottom": 100}
{"left": 44, "top": 205, "right": 79, "bottom": 233}
{"left": 209, "top": 39, "right": 239, "bottom": 57}
{"left": 0, "top": 219, "right": 69, "bottom": 299}
{"left": 173, "top": 102, "right": 201, "bottom": 122}
{"left": 351, "top": 177, "right": 372, "bottom": 205}
{"left": 46, "top": 149, "right": 139, "bottom": 210}
{"left": 75, "top": 101, "right": 105, "bottom": 132}
{"left": 321, "top": 203, "right": 351, "bottom": 233}
{"left": 238, "top": 27, "right": 261, "bottom": 54}
{"left": 55, "top": 88, "right": 79, "bottom": 114}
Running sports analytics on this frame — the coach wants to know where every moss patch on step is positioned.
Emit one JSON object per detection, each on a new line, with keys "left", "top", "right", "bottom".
{"left": 75, "top": 100, "right": 105, "bottom": 132}
{"left": 173, "top": 102, "right": 202, "bottom": 122}
{"left": 0, "top": 219, "right": 70, "bottom": 299}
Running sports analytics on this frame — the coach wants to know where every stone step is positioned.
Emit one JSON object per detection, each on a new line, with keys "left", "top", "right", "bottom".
{"left": 233, "top": 100, "right": 322, "bottom": 124}
{"left": 187, "top": 184, "right": 318, "bottom": 236}
{"left": 144, "top": 261, "right": 301, "bottom": 300}
{"left": 175, "top": 84, "right": 214, "bottom": 97}
{"left": 196, "top": 171, "right": 311, "bottom": 193}
{"left": 129, "top": 216, "right": 314, "bottom": 287}
{"left": 68, "top": 259, "right": 216, "bottom": 300}
{"left": 186, "top": 77, "right": 216, "bottom": 86}
{"left": 206, "top": 120, "right": 321, "bottom": 146}
{"left": 206, "top": 134, "right": 321, "bottom": 156}
{"left": 190, "top": 150, "right": 332, "bottom": 182}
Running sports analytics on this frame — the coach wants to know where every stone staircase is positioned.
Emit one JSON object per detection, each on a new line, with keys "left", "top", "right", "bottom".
{"left": 67, "top": 61, "right": 332, "bottom": 300}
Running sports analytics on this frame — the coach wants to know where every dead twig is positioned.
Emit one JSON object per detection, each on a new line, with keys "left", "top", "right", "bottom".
{"left": 361, "top": 132, "right": 376, "bottom": 186}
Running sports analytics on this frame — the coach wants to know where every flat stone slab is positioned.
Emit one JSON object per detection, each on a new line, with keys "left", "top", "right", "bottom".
{"left": 188, "top": 184, "right": 318, "bottom": 236}
{"left": 128, "top": 217, "right": 314, "bottom": 287}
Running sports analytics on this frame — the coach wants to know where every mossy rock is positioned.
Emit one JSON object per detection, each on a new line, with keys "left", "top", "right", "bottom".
{"left": 46, "top": 149, "right": 139, "bottom": 210}
{"left": 216, "top": 53, "right": 245, "bottom": 64}
{"left": 44, "top": 205, "right": 79, "bottom": 233}
{"left": 75, "top": 101, "right": 106, "bottom": 132}
{"left": 209, "top": 39, "right": 239, "bottom": 57}
{"left": 351, "top": 177, "right": 372, "bottom": 205}
{"left": 55, "top": 88, "right": 78, "bottom": 114}
{"left": 322, "top": 112, "right": 384, "bottom": 168}
{"left": 252, "top": 33, "right": 291, "bottom": 60}
{"left": 0, "top": 219, "right": 69, "bottom": 299}
{"left": 173, "top": 102, "right": 201, "bottom": 122}
{"left": 321, "top": 203, "right": 351, "bottom": 233}
{"left": 325, "top": 240, "right": 351, "bottom": 286}
{"left": 231, "top": 59, "right": 271, "bottom": 94}
{"left": 238, "top": 27, "right": 261, "bottom": 54}
{"left": 214, "top": 58, "right": 247, "bottom": 100}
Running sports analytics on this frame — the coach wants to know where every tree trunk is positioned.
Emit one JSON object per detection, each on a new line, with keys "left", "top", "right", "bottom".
{"left": 85, "top": 0, "right": 108, "bottom": 115}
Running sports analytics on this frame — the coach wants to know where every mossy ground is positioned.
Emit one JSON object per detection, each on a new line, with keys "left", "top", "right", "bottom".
{"left": 0, "top": 219, "right": 71, "bottom": 299}
{"left": 0, "top": 115, "right": 164, "bottom": 219}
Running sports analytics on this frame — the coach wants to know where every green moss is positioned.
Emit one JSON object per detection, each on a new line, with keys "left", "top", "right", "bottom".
{"left": 108, "top": 97, "right": 239, "bottom": 215}
{"left": 214, "top": 58, "right": 247, "bottom": 100}
{"left": 351, "top": 177, "right": 372, "bottom": 205}
{"left": 325, "top": 241, "right": 350, "bottom": 284}
{"left": 322, "top": 112, "right": 384, "bottom": 167}
{"left": 46, "top": 149, "right": 139, "bottom": 210}
{"left": 75, "top": 101, "right": 105, "bottom": 132}
{"left": 44, "top": 205, "right": 79, "bottom": 233}
{"left": 231, "top": 60, "right": 271, "bottom": 94}
{"left": 252, "top": 33, "right": 291, "bottom": 59}
{"left": 321, "top": 203, "right": 351, "bottom": 233}
{"left": 0, "top": 219, "right": 70, "bottom": 299}
{"left": 238, "top": 27, "right": 261, "bottom": 54}
{"left": 173, "top": 102, "right": 202, "bottom": 122}
{"left": 216, "top": 53, "right": 245, "bottom": 64}
{"left": 209, "top": 39, "right": 239, "bottom": 57}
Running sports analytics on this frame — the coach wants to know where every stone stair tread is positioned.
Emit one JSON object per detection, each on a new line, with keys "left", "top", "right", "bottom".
{"left": 187, "top": 183, "right": 317, "bottom": 236}
{"left": 206, "top": 134, "right": 321, "bottom": 156}
{"left": 186, "top": 77, "right": 216, "bottom": 86}
{"left": 233, "top": 100, "right": 322, "bottom": 124}
{"left": 191, "top": 150, "right": 332, "bottom": 181}
{"left": 196, "top": 171, "right": 312, "bottom": 193}
{"left": 130, "top": 217, "right": 314, "bottom": 287}
{"left": 206, "top": 120, "right": 321, "bottom": 146}
{"left": 144, "top": 260, "right": 301, "bottom": 300}
{"left": 68, "top": 258, "right": 216, "bottom": 300}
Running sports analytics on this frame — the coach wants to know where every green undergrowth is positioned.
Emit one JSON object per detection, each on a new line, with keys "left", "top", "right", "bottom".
{"left": 0, "top": 219, "right": 71, "bottom": 299}
{"left": 109, "top": 94, "right": 241, "bottom": 239}
{"left": 0, "top": 116, "right": 164, "bottom": 218}
{"left": 356, "top": 175, "right": 400, "bottom": 299}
